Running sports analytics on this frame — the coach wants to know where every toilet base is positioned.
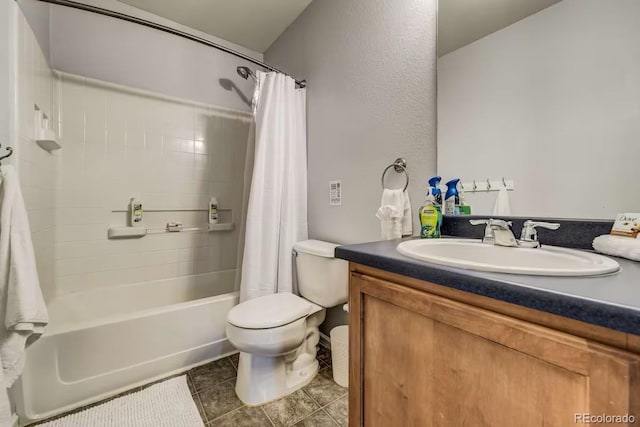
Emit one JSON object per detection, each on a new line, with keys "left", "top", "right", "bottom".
{"left": 230, "top": 306, "right": 326, "bottom": 406}
{"left": 235, "top": 352, "right": 319, "bottom": 406}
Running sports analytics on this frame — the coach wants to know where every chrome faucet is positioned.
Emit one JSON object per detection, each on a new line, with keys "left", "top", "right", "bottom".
{"left": 469, "top": 219, "right": 518, "bottom": 247}
{"left": 518, "top": 220, "right": 560, "bottom": 248}
{"left": 470, "top": 219, "right": 560, "bottom": 248}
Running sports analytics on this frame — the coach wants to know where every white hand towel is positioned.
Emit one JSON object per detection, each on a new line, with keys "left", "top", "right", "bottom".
{"left": 0, "top": 165, "right": 48, "bottom": 392}
{"left": 401, "top": 191, "right": 412, "bottom": 236}
{"left": 593, "top": 234, "right": 640, "bottom": 261}
{"left": 376, "top": 205, "right": 402, "bottom": 240}
{"left": 492, "top": 187, "right": 512, "bottom": 216}
{"left": 381, "top": 189, "right": 412, "bottom": 236}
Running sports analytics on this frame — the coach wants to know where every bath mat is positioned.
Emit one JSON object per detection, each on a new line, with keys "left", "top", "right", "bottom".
{"left": 39, "top": 376, "right": 204, "bottom": 427}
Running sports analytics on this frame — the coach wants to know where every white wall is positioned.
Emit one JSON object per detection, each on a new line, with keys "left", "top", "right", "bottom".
{"left": 0, "top": 0, "right": 13, "bottom": 148}
{"left": 49, "top": 0, "right": 261, "bottom": 111}
{"left": 13, "top": 0, "right": 58, "bottom": 302}
{"left": 54, "top": 73, "right": 251, "bottom": 296}
{"left": 438, "top": 0, "right": 640, "bottom": 219}
{"left": 16, "top": 0, "right": 50, "bottom": 61}
{"left": 265, "top": 0, "right": 438, "bottom": 245}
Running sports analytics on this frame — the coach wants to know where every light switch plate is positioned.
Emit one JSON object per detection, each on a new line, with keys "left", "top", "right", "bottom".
{"left": 329, "top": 180, "right": 342, "bottom": 206}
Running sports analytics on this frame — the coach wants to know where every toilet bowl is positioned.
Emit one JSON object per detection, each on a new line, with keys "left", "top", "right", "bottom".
{"left": 226, "top": 240, "right": 348, "bottom": 405}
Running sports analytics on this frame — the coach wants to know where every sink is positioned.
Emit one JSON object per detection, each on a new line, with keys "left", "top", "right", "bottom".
{"left": 397, "top": 239, "right": 620, "bottom": 277}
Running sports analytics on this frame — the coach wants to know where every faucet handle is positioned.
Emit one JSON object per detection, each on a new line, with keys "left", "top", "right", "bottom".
{"left": 523, "top": 220, "right": 561, "bottom": 230}
{"left": 487, "top": 219, "right": 513, "bottom": 230}
{"left": 520, "top": 220, "right": 560, "bottom": 243}
{"left": 469, "top": 218, "right": 512, "bottom": 229}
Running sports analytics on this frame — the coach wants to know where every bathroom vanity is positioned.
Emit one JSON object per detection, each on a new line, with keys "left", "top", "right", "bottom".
{"left": 336, "top": 239, "right": 640, "bottom": 426}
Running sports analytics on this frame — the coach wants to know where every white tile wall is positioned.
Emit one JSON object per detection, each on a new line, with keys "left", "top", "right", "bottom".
{"left": 54, "top": 73, "right": 252, "bottom": 296}
{"left": 14, "top": 5, "right": 58, "bottom": 302}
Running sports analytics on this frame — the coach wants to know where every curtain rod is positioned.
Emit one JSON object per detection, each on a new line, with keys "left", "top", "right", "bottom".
{"left": 31, "top": 0, "right": 307, "bottom": 88}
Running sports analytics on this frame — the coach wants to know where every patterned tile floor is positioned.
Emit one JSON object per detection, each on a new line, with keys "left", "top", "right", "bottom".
{"left": 30, "top": 344, "right": 347, "bottom": 427}
{"left": 191, "top": 345, "right": 348, "bottom": 426}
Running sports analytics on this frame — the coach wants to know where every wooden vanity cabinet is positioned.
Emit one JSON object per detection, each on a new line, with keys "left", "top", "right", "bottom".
{"left": 348, "top": 263, "right": 640, "bottom": 427}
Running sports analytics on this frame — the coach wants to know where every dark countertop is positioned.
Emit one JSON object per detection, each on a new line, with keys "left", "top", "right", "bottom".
{"left": 335, "top": 238, "right": 640, "bottom": 336}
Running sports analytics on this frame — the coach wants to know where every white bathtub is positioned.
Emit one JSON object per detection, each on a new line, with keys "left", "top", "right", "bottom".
{"left": 14, "top": 271, "right": 239, "bottom": 424}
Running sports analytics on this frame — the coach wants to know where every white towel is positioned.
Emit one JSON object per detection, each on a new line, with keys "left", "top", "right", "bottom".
{"left": 381, "top": 189, "right": 412, "bottom": 236}
{"left": 376, "top": 205, "right": 402, "bottom": 240}
{"left": 593, "top": 234, "right": 640, "bottom": 261}
{"left": 0, "top": 165, "right": 48, "bottom": 395}
{"left": 492, "top": 187, "right": 511, "bottom": 216}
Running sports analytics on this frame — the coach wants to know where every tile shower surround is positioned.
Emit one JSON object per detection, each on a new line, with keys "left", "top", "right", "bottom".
{"left": 15, "top": 4, "right": 57, "bottom": 302}
{"left": 54, "top": 73, "right": 252, "bottom": 296}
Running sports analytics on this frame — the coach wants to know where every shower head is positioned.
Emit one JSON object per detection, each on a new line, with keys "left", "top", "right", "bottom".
{"left": 237, "top": 66, "right": 254, "bottom": 80}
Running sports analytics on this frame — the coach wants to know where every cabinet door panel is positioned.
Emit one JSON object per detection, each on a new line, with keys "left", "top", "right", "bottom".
{"left": 433, "top": 322, "right": 587, "bottom": 426}
{"left": 362, "top": 294, "right": 434, "bottom": 427}
{"left": 350, "top": 270, "right": 640, "bottom": 427}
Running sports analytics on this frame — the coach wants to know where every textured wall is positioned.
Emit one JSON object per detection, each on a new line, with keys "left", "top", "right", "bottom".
{"left": 438, "top": 0, "right": 640, "bottom": 219}
{"left": 54, "top": 73, "right": 251, "bottom": 296}
{"left": 266, "top": 0, "right": 438, "bottom": 245}
{"left": 265, "top": 0, "right": 437, "bottom": 333}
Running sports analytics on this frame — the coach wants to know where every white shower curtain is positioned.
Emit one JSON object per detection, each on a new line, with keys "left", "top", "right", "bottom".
{"left": 239, "top": 71, "right": 308, "bottom": 302}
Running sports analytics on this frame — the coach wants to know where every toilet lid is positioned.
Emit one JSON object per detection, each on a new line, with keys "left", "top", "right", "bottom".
{"left": 228, "top": 293, "right": 314, "bottom": 329}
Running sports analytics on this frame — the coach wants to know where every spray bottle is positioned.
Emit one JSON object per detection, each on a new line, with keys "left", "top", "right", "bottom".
{"left": 444, "top": 178, "right": 460, "bottom": 215}
{"left": 428, "top": 176, "right": 442, "bottom": 206}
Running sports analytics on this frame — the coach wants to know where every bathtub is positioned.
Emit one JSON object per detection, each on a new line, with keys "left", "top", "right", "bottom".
{"left": 14, "top": 271, "right": 239, "bottom": 424}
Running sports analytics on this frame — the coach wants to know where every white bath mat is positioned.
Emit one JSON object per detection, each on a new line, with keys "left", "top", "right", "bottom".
{"left": 39, "top": 376, "right": 204, "bottom": 427}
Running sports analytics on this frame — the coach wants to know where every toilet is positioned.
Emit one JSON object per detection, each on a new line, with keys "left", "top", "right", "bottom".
{"left": 226, "top": 239, "right": 348, "bottom": 405}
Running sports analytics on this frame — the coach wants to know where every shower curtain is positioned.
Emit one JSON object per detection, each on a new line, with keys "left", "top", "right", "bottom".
{"left": 239, "top": 71, "right": 308, "bottom": 302}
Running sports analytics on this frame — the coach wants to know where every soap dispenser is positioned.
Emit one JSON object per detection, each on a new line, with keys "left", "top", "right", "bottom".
{"left": 419, "top": 187, "right": 442, "bottom": 238}
{"left": 129, "top": 198, "right": 143, "bottom": 227}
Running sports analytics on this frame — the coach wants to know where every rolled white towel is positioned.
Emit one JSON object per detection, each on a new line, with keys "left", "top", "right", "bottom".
{"left": 376, "top": 205, "right": 402, "bottom": 240}
{"left": 593, "top": 234, "right": 640, "bottom": 262}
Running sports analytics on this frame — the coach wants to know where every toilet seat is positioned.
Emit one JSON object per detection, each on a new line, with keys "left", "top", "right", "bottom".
{"left": 228, "top": 292, "right": 318, "bottom": 329}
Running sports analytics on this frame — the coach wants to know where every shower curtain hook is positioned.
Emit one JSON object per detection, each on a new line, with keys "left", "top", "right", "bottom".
{"left": 486, "top": 179, "right": 492, "bottom": 191}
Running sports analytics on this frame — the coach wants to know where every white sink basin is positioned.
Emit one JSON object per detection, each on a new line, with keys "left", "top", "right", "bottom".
{"left": 397, "top": 239, "right": 620, "bottom": 277}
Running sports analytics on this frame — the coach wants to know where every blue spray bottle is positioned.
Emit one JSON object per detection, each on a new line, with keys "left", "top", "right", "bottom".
{"left": 444, "top": 179, "right": 460, "bottom": 215}
{"left": 428, "top": 176, "right": 442, "bottom": 206}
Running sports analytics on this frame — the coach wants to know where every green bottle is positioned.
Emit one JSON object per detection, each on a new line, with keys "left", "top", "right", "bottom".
{"left": 419, "top": 188, "right": 442, "bottom": 238}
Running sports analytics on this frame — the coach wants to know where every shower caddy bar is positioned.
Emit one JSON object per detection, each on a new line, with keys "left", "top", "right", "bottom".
{"left": 32, "top": 0, "right": 307, "bottom": 88}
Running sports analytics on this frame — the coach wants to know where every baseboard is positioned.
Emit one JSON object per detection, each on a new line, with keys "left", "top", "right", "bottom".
{"left": 319, "top": 332, "right": 331, "bottom": 349}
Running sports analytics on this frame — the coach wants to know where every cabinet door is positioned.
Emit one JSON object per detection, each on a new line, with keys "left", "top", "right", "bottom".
{"left": 349, "top": 272, "right": 640, "bottom": 427}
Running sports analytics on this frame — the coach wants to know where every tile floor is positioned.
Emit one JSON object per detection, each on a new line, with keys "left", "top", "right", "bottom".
{"left": 30, "top": 344, "right": 347, "bottom": 427}
{"left": 191, "top": 345, "right": 348, "bottom": 426}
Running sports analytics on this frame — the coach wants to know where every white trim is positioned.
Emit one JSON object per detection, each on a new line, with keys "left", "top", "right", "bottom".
{"left": 55, "top": 71, "right": 254, "bottom": 121}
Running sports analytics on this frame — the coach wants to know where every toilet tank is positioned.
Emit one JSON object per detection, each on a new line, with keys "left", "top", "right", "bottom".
{"left": 293, "top": 240, "right": 348, "bottom": 308}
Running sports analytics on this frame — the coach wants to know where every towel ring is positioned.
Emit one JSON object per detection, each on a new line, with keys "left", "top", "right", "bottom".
{"left": 381, "top": 158, "right": 409, "bottom": 192}
{"left": 0, "top": 143, "right": 13, "bottom": 165}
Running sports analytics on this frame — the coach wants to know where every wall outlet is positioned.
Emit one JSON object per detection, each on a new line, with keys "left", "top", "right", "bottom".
{"left": 329, "top": 180, "right": 342, "bottom": 206}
